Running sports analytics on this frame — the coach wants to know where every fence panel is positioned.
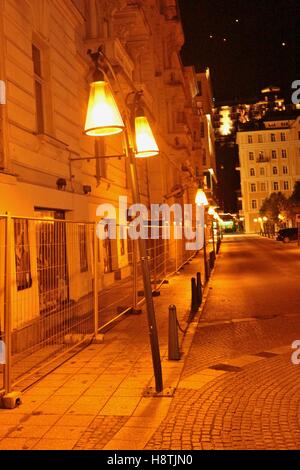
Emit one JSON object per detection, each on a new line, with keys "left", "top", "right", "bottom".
{"left": 1, "top": 214, "right": 199, "bottom": 391}
{"left": 10, "top": 218, "right": 95, "bottom": 387}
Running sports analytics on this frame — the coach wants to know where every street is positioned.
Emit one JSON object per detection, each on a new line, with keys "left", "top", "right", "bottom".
{"left": 147, "top": 234, "right": 300, "bottom": 450}
{"left": 1, "top": 234, "right": 300, "bottom": 450}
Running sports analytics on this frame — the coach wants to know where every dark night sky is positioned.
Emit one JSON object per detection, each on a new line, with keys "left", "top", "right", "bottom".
{"left": 178, "top": 0, "right": 299, "bottom": 104}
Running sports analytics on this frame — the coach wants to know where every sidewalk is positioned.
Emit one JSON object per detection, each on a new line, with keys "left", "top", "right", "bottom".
{"left": 0, "top": 253, "right": 207, "bottom": 450}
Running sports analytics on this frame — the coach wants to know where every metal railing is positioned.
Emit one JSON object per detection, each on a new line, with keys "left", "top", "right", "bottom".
{"left": 0, "top": 214, "right": 198, "bottom": 393}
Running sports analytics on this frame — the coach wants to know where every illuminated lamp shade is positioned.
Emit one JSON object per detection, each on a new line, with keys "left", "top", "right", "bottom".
{"left": 195, "top": 188, "right": 208, "bottom": 206}
{"left": 84, "top": 80, "right": 125, "bottom": 136}
{"left": 135, "top": 115, "right": 159, "bottom": 158}
{"left": 208, "top": 206, "right": 215, "bottom": 216}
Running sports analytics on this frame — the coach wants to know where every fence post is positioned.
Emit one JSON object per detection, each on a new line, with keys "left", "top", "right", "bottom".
{"left": 94, "top": 222, "right": 99, "bottom": 337}
{"left": 168, "top": 305, "right": 180, "bottom": 360}
{"left": 4, "top": 214, "right": 12, "bottom": 394}
{"left": 153, "top": 238, "right": 157, "bottom": 285}
{"left": 132, "top": 239, "right": 138, "bottom": 310}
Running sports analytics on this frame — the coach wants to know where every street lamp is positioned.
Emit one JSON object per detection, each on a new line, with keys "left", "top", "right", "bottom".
{"left": 195, "top": 187, "right": 209, "bottom": 283}
{"left": 84, "top": 47, "right": 163, "bottom": 393}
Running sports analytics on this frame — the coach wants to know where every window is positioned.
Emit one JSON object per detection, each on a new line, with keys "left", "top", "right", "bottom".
{"left": 273, "top": 182, "right": 279, "bottom": 191}
{"left": 249, "top": 152, "right": 254, "bottom": 161}
{"left": 32, "top": 44, "right": 45, "bottom": 134}
{"left": 78, "top": 225, "right": 88, "bottom": 273}
{"left": 250, "top": 168, "right": 255, "bottom": 176}
{"left": 258, "top": 135, "right": 263, "bottom": 143}
{"left": 283, "top": 166, "right": 288, "bottom": 174}
{"left": 14, "top": 219, "right": 32, "bottom": 291}
{"left": 258, "top": 151, "right": 264, "bottom": 161}
{"left": 272, "top": 167, "right": 278, "bottom": 175}
{"left": 261, "top": 183, "right": 267, "bottom": 192}
{"left": 177, "top": 111, "right": 186, "bottom": 124}
{"left": 200, "top": 122, "right": 205, "bottom": 138}
{"left": 271, "top": 150, "right": 277, "bottom": 159}
{"left": 250, "top": 183, "right": 256, "bottom": 192}
{"left": 251, "top": 200, "right": 257, "bottom": 209}
{"left": 270, "top": 133, "right": 276, "bottom": 142}
{"left": 283, "top": 181, "right": 289, "bottom": 190}
{"left": 260, "top": 167, "right": 265, "bottom": 176}
{"left": 280, "top": 132, "right": 286, "bottom": 141}
{"left": 248, "top": 135, "right": 253, "bottom": 144}
{"left": 281, "top": 149, "right": 287, "bottom": 158}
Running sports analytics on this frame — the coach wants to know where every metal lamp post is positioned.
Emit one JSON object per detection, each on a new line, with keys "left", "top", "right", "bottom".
{"left": 84, "top": 47, "right": 163, "bottom": 393}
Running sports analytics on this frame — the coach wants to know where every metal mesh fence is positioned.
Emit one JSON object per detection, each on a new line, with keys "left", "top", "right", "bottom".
{"left": 0, "top": 215, "right": 199, "bottom": 391}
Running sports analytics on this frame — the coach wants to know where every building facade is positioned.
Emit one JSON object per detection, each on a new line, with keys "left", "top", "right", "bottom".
{"left": 0, "top": 0, "right": 217, "bottom": 377}
{"left": 237, "top": 112, "right": 300, "bottom": 233}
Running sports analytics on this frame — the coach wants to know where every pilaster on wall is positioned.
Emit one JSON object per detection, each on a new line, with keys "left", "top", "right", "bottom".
{"left": 0, "top": 0, "right": 9, "bottom": 171}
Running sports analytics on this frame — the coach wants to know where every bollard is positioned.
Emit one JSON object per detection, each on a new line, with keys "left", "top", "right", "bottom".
{"left": 168, "top": 305, "right": 180, "bottom": 360}
{"left": 196, "top": 272, "right": 202, "bottom": 307}
{"left": 191, "top": 277, "right": 198, "bottom": 313}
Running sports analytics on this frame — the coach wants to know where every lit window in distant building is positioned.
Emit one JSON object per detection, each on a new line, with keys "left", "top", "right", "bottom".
{"left": 270, "top": 133, "right": 276, "bottom": 142}
{"left": 258, "top": 135, "right": 263, "bottom": 143}
{"left": 273, "top": 182, "right": 279, "bottom": 191}
{"left": 281, "top": 149, "right": 287, "bottom": 158}
{"left": 251, "top": 200, "right": 257, "bottom": 209}
{"left": 261, "top": 183, "right": 267, "bottom": 191}
{"left": 260, "top": 167, "right": 265, "bottom": 176}
{"left": 283, "top": 181, "right": 289, "bottom": 190}
{"left": 280, "top": 132, "right": 286, "bottom": 141}
{"left": 219, "top": 106, "right": 233, "bottom": 136}
{"left": 248, "top": 135, "right": 253, "bottom": 143}
{"left": 283, "top": 166, "right": 288, "bottom": 174}
{"left": 271, "top": 150, "right": 277, "bottom": 159}
{"left": 249, "top": 152, "right": 254, "bottom": 161}
{"left": 250, "top": 168, "right": 255, "bottom": 176}
{"left": 258, "top": 151, "right": 265, "bottom": 161}
{"left": 272, "top": 167, "right": 278, "bottom": 175}
{"left": 250, "top": 183, "right": 256, "bottom": 192}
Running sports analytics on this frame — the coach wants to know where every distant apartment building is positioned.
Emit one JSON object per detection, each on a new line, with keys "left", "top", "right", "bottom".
{"left": 236, "top": 111, "right": 300, "bottom": 233}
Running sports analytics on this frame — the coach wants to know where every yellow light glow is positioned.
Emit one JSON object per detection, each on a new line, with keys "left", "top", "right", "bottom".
{"left": 278, "top": 214, "right": 285, "bottom": 221}
{"left": 263, "top": 216, "right": 268, "bottom": 222}
{"left": 208, "top": 207, "right": 215, "bottom": 216}
{"left": 84, "top": 80, "right": 125, "bottom": 136}
{"left": 195, "top": 188, "right": 208, "bottom": 206}
{"left": 254, "top": 218, "right": 258, "bottom": 223}
{"left": 220, "top": 106, "right": 233, "bottom": 136}
{"left": 135, "top": 115, "right": 159, "bottom": 158}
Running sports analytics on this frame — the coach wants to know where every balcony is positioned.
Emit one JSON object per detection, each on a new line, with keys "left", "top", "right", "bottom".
{"left": 256, "top": 157, "right": 269, "bottom": 163}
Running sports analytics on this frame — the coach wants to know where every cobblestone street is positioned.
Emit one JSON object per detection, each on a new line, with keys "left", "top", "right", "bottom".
{"left": 146, "top": 235, "right": 300, "bottom": 450}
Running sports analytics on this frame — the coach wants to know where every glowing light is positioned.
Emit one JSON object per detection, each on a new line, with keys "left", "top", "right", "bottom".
{"left": 208, "top": 207, "right": 215, "bottom": 216}
{"left": 235, "top": 19, "right": 239, "bottom": 23}
{"left": 84, "top": 80, "right": 125, "bottom": 136}
{"left": 281, "top": 42, "right": 286, "bottom": 47}
{"left": 254, "top": 218, "right": 258, "bottom": 223}
{"left": 135, "top": 115, "right": 159, "bottom": 158}
{"left": 263, "top": 216, "right": 268, "bottom": 222}
{"left": 195, "top": 188, "right": 208, "bottom": 206}
{"left": 219, "top": 106, "right": 233, "bottom": 136}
